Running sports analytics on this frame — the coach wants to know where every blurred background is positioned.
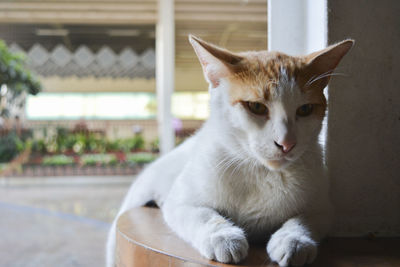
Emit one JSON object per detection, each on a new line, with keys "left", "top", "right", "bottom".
{"left": 0, "top": 0, "right": 267, "bottom": 266}
{"left": 1, "top": 0, "right": 399, "bottom": 266}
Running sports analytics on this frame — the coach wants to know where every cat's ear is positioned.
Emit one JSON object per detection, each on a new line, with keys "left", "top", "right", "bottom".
{"left": 302, "top": 39, "right": 354, "bottom": 90}
{"left": 189, "top": 35, "right": 243, "bottom": 88}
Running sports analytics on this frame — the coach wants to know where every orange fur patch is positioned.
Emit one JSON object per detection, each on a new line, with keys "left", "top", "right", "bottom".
{"left": 227, "top": 51, "right": 327, "bottom": 118}
{"left": 189, "top": 36, "right": 352, "bottom": 120}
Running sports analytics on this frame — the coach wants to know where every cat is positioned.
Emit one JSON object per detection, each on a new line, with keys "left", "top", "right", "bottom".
{"left": 106, "top": 35, "right": 354, "bottom": 267}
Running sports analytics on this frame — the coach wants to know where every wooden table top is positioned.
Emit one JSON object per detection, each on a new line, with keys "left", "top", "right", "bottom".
{"left": 116, "top": 207, "right": 400, "bottom": 267}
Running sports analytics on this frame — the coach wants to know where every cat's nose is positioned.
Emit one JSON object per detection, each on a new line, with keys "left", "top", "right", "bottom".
{"left": 274, "top": 140, "right": 296, "bottom": 153}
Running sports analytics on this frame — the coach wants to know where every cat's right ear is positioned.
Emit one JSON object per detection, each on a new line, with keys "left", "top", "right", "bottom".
{"left": 189, "top": 35, "right": 243, "bottom": 88}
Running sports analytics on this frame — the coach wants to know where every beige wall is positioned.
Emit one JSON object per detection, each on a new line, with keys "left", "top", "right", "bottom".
{"left": 327, "top": 0, "right": 400, "bottom": 236}
{"left": 40, "top": 68, "right": 207, "bottom": 93}
{"left": 41, "top": 77, "right": 156, "bottom": 93}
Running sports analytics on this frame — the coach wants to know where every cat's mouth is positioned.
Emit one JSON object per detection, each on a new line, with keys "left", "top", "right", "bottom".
{"left": 251, "top": 146, "right": 296, "bottom": 170}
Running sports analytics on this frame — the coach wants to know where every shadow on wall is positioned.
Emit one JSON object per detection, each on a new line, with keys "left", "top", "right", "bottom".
{"left": 327, "top": 0, "right": 400, "bottom": 236}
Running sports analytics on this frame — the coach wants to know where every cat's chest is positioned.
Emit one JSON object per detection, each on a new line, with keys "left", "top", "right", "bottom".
{"left": 212, "top": 170, "right": 308, "bottom": 233}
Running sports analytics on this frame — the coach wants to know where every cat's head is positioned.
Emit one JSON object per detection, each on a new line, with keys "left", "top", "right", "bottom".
{"left": 190, "top": 35, "right": 354, "bottom": 170}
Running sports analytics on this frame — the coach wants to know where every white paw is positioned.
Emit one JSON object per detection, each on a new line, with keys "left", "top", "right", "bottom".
{"left": 199, "top": 226, "right": 249, "bottom": 263}
{"left": 267, "top": 229, "right": 317, "bottom": 267}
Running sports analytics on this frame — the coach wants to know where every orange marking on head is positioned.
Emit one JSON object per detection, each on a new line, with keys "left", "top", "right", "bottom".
{"left": 189, "top": 36, "right": 352, "bottom": 114}
{"left": 226, "top": 51, "right": 309, "bottom": 105}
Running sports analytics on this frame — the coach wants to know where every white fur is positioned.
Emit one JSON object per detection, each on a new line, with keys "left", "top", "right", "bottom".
{"left": 106, "top": 66, "right": 332, "bottom": 267}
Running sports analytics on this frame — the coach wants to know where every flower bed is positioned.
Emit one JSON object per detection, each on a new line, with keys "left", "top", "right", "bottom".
{"left": 30, "top": 130, "right": 150, "bottom": 155}
{"left": 126, "top": 153, "right": 157, "bottom": 165}
{"left": 80, "top": 154, "right": 118, "bottom": 166}
{"left": 27, "top": 152, "right": 157, "bottom": 166}
{"left": 5, "top": 151, "right": 159, "bottom": 177}
{"left": 42, "top": 155, "right": 75, "bottom": 166}
{"left": 0, "top": 126, "right": 162, "bottom": 177}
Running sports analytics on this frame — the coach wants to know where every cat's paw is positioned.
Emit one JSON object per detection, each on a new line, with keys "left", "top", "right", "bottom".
{"left": 199, "top": 226, "right": 249, "bottom": 263}
{"left": 266, "top": 229, "right": 317, "bottom": 267}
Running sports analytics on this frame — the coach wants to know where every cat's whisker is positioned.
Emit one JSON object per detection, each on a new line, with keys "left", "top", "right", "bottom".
{"left": 305, "top": 69, "right": 336, "bottom": 86}
{"left": 306, "top": 70, "right": 347, "bottom": 87}
{"left": 231, "top": 157, "right": 252, "bottom": 177}
{"left": 305, "top": 70, "right": 333, "bottom": 86}
{"left": 305, "top": 74, "right": 318, "bottom": 87}
{"left": 217, "top": 154, "right": 243, "bottom": 178}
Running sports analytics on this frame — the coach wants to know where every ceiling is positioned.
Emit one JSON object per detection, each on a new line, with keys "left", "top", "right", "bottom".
{"left": 0, "top": 0, "right": 267, "bottom": 24}
{"left": 0, "top": 0, "right": 267, "bottom": 89}
{"left": 0, "top": 0, "right": 267, "bottom": 68}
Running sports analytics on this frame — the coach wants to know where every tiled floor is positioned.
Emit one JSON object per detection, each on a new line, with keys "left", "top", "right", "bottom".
{"left": 0, "top": 176, "right": 134, "bottom": 267}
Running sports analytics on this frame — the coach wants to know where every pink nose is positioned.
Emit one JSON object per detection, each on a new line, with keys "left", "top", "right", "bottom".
{"left": 274, "top": 140, "right": 296, "bottom": 153}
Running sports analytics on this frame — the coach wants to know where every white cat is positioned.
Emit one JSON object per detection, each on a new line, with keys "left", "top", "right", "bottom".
{"left": 106, "top": 35, "right": 354, "bottom": 267}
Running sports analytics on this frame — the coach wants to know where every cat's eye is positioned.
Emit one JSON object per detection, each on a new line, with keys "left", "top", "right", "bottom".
{"left": 245, "top": 101, "right": 268, "bottom": 116}
{"left": 296, "top": 104, "right": 314, "bottom": 117}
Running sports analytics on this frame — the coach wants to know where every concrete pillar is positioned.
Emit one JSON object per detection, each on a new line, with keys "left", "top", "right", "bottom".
{"left": 156, "top": 0, "right": 175, "bottom": 154}
{"left": 268, "top": 0, "right": 326, "bottom": 55}
{"left": 327, "top": 0, "right": 400, "bottom": 236}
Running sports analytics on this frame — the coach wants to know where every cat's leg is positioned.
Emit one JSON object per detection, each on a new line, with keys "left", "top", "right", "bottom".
{"left": 105, "top": 174, "right": 154, "bottom": 267}
{"left": 105, "top": 137, "right": 197, "bottom": 267}
{"left": 105, "top": 167, "right": 185, "bottom": 267}
{"left": 106, "top": 220, "right": 118, "bottom": 267}
{"left": 163, "top": 204, "right": 249, "bottom": 263}
{"left": 106, "top": 182, "right": 153, "bottom": 267}
{"left": 266, "top": 211, "right": 331, "bottom": 267}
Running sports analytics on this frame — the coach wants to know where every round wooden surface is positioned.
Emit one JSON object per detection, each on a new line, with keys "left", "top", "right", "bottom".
{"left": 116, "top": 207, "right": 400, "bottom": 267}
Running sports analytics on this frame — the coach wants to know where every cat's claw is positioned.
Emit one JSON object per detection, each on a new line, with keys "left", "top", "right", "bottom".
{"left": 199, "top": 226, "right": 249, "bottom": 263}
{"left": 267, "top": 229, "right": 317, "bottom": 267}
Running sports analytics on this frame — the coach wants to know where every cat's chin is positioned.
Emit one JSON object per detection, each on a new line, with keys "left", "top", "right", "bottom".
{"left": 265, "top": 159, "right": 291, "bottom": 171}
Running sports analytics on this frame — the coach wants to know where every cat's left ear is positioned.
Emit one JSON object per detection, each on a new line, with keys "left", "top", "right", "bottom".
{"left": 189, "top": 35, "right": 243, "bottom": 88}
{"left": 302, "top": 39, "right": 355, "bottom": 90}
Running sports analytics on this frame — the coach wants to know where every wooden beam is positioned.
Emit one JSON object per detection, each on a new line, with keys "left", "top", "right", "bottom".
{"left": 0, "top": 11, "right": 157, "bottom": 24}
{"left": 0, "top": 2, "right": 156, "bottom": 12}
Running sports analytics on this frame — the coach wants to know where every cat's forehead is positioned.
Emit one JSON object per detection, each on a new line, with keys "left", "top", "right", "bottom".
{"left": 229, "top": 51, "right": 307, "bottom": 103}
{"left": 239, "top": 51, "right": 306, "bottom": 87}
{"left": 242, "top": 51, "right": 304, "bottom": 74}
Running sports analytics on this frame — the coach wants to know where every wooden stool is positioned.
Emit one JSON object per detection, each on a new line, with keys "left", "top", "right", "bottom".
{"left": 116, "top": 207, "right": 400, "bottom": 267}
